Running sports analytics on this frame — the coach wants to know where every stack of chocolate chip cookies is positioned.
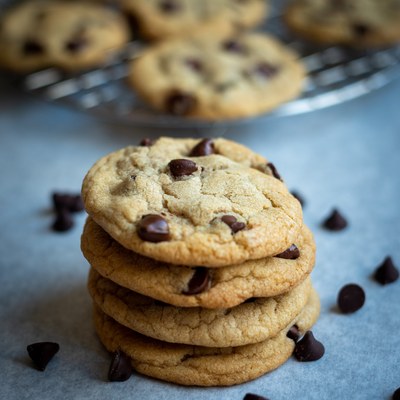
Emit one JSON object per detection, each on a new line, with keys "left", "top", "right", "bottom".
{"left": 80, "top": 137, "right": 320, "bottom": 386}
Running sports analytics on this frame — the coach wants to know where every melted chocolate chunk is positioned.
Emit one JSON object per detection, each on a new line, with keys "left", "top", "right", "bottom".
{"left": 137, "top": 214, "right": 170, "bottom": 242}
{"left": 276, "top": 244, "right": 300, "bottom": 260}
{"left": 337, "top": 283, "right": 365, "bottom": 313}
{"left": 243, "top": 394, "right": 269, "bottom": 400}
{"left": 27, "top": 342, "right": 59, "bottom": 371}
{"left": 221, "top": 215, "right": 246, "bottom": 233}
{"left": 374, "top": 256, "right": 399, "bottom": 285}
{"left": 287, "top": 325, "right": 301, "bottom": 342}
{"left": 139, "top": 138, "right": 155, "bottom": 146}
{"left": 294, "top": 331, "right": 325, "bottom": 362}
{"left": 189, "top": 139, "right": 214, "bottom": 156}
{"left": 23, "top": 40, "right": 44, "bottom": 55}
{"left": 165, "top": 90, "right": 197, "bottom": 116}
{"left": 182, "top": 267, "right": 210, "bottom": 295}
{"left": 254, "top": 62, "right": 278, "bottom": 78}
{"left": 266, "top": 162, "right": 282, "bottom": 180}
{"left": 108, "top": 350, "right": 133, "bottom": 382}
{"left": 323, "top": 209, "right": 348, "bottom": 231}
{"left": 168, "top": 159, "right": 198, "bottom": 178}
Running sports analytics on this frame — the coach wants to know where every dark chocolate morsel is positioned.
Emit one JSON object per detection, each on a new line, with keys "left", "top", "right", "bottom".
{"left": 393, "top": 387, "right": 400, "bottom": 400}
{"left": 287, "top": 325, "right": 301, "bottom": 342}
{"left": 189, "top": 139, "right": 215, "bottom": 156}
{"left": 323, "top": 209, "right": 348, "bottom": 231}
{"left": 52, "top": 209, "right": 74, "bottom": 232}
{"left": 294, "top": 331, "right": 325, "bottom": 362}
{"left": 159, "top": 0, "right": 180, "bottom": 13}
{"left": 168, "top": 159, "right": 198, "bottom": 178}
{"left": 137, "top": 214, "right": 170, "bottom": 242}
{"left": 337, "top": 283, "right": 365, "bottom": 313}
{"left": 108, "top": 350, "right": 133, "bottom": 382}
{"left": 266, "top": 162, "right": 282, "bottom": 180}
{"left": 374, "top": 256, "right": 399, "bottom": 285}
{"left": 221, "top": 215, "right": 246, "bottom": 233}
{"left": 139, "top": 138, "right": 155, "bottom": 146}
{"left": 52, "top": 193, "right": 84, "bottom": 213}
{"left": 254, "top": 62, "right": 278, "bottom": 78}
{"left": 222, "top": 39, "right": 245, "bottom": 53}
{"left": 65, "top": 36, "right": 88, "bottom": 53}
{"left": 243, "top": 394, "right": 269, "bottom": 400}
{"left": 182, "top": 267, "right": 210, "bottom": 295}
{"left": 353, "top": 23, "right": 370, "bottom": 37}
{"left": 185, "top": 58, "right": 203, "bottom": 72}
{"left": 275, "top": 244, "right": 300, "bottom": 260}
{"left": 290, "top": 191, "right": 305, "bottom": 207}
{"left": 165, "top": 90, "right": 197, "bottom": 116}
{"left": 23, "top": 40, "right": 44, "bottom": 55}
{"left": 27, "top": 342, "right": 60, "bottom": 371}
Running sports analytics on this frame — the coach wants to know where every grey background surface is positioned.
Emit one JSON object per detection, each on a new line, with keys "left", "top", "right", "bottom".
{"left": 0, "top": 76, "right": 399, "bottom": 400}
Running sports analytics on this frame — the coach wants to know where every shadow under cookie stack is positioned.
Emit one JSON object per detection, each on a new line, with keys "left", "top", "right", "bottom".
{"left": 81, "top": 137, "right": 320, "bottom": 386}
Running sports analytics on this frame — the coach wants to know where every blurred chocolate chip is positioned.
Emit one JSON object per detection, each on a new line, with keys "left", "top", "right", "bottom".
{"left": 254, "top": 62, "right": 278, "bottom": 78}
{"left": 108, "top": 350, "right": 133, "bottom": 382}
{"left": 276, "top": 244, "right": 300, "bottom": 260}
{"left": 23, "top": 40, "right": 44, "bottom": 55}
{"left": 27, "top": 342, "right": 59, "bottom": 371}
{"left": 165, "top": 90, "right": 197, "bottom": 116}
{"left": 393, "top": 387, "right": 400, "bottom": 400}
{"left": 159, "top": 0, "right": 180, "bottom": 12}
{"left": 374, "top": 256, "right": 399, "bottom": 285}
{"left": 139, "top": 138, "right": 155, "bottom": 146}
{"left": 168, "top": 159, "right": 198, "bottom": 178}
{"left": 337, "top": 283, "right": 365, "bottom": 313}
{"left": 65, "top": 36, "right": 88, "bottom": 53}
{"left": 294, "top": 331, "right": 325, "bottom": 362}
{"left": 243, "top": 394, "right": 269, "bottom": 400}
{"left": 189, "top": 139, "right": 214, "bottom": 156}
{"left": 323, "top": 209, "right": 348, "bottom": 231}
{"left": 353, "top": 23, "right": 370, "bottom": 37}
{"left": 137, "top": 214, "right": 170, "bottom": 242}
{"left": 52, "top": 209, "right": 74, "bottom": 232}
{"left": 290, "top": 191, "right": 305, "bottom": 207}
{"left": 266, "top": 162, "right": 282, "bottom": 180}
{"left": 287, "top": 325, "right": 301, "bottom": 342}
{"left": 221, "top": 215, "right": 246, "bottom": 233}
{"left": 185, "top": 58, "right": 203, "bottom": 72}
{"left": 52, "top": 193, "right": 84, "bottom": 213}
{"left": 222, "top": 39, "right": 245, "bottom": 53}
{"left": 182, "top": 267, "right": 210, "bottom": 295}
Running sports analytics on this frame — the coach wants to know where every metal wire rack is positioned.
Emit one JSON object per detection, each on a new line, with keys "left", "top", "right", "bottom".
{"left": 12, "top": 1, "right": 400, "bottom": 128}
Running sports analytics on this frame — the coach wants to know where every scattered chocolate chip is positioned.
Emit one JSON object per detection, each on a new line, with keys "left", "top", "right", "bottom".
{"left": 108, "top": 350, "right": 133, "bottom": 382}
{"left": 168, "top": 159, "right": 198, "bottom": 178}
{"left": 393, "top": 387, "right": 400, "bottom": 400}
{"left": 287, "top": 325, "right": 301, "bottom": 342}
{"left": 276, "top": 244, "right": 300, "bottom": 260}
{"left": 189, "top": 139, "right": 215, "bottom": 156}
{"left": 27, "top": 342, "right": 59, "bottom": 371}
{"left": 137, "top": 214, "right": 170, "bottom": 242}
{"left": 222, "top": 39, "right": 245, "bottom": 53}
{"left": 184, "top": 58, "right": 203, "bottom": 72}
{"left": 374, "top": 256, "right": 399, "bottom": 285}
{"left": 221, "top": 215, "right": 246, "bottom": 233}
{"left": 294, "top": 331, "right": 325, "bottom": 362}
{"left": 254, "top": 62, "right": 278, "bottom": 78}
{"left": 323, "top": 209, "right": 348, "bottom": 231}
{"left": 159, "top": 0, "right": 180, "bottom": 12}
{"left": 23, "top": 40, "right": 44, "bottom": 55}
{"left": 337, "top": 283, "right": 365, "bottom": 313}
{"left": 65, "top": 36, "right": 87, "bottom": 53}
{"left": 52, "top": 209, "right": 74, "bottom": 232}
{"left": 243, "top": 394, "right": 269, "bottom": 400}
{"left": 353, "top": 23, "right": 370, "bottom": 37}
{"left": 165, "top": 90, "right": 197, "bottom": 116}
{"left": 266, "top": 162, "right": 282, "bottom": 180}
{"left": 290, "top": 191, "right": 305, "bottom": 207}
{"left": 182, "top": 267, "right": 210, "bottom": 295}
{"left": 139, "top": 138, "right": 155, "bottom": 146}
{"left": 52, "top": 193, "right": 84, "bottom": 213}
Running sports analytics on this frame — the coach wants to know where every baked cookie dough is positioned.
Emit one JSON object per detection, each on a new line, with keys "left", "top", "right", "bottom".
{"left": 285, "top": 0, "right": 400, "bottom": 47}
{"left": 0, "top": 0, "right": 129, "bottom": 72}
{"left": 81, "top": 138, "right": 303, "bottom": 267}
{"left": 129, "top": 32, "right": 305, "bottom": 120}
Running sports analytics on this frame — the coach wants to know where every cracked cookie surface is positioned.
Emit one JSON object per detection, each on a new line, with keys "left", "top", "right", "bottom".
{"left": 81, "top": 218, "right": 314, "bottom": 308}
{"left": 285, "top": 0, "right": 400, "bottom": 47}
{"left": 88, "top": 268, "right": 312, "bottom": 347}
{"left": 81, "top": 137, "right": 303, "bottom": 267}
{"left": 129, "top": 33, "right": 305, "bottom": 120}
{"left": 93, "top": 287, "right": 320, "bottom": 386}
{"left": 120, "top": 0, "right": 268, "bottom": 41}
{"left": 0, "top": 0, "right": 129, "bottom": 72}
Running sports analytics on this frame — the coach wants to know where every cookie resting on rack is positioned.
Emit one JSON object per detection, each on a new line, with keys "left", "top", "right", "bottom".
{"left": 129, "top": 32, "right": 306, "bottom": 120}
{"left": 285, "top": 0, "right": 400, "bottom": 47}
{"left": 0, "top": 0, "right": 129, "bottom": 72}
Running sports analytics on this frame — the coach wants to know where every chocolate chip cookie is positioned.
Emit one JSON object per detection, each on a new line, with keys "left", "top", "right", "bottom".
{"left": 285, "top": 0, "right": 400, "bottom": 47}
{"left": 81, "top": 138, "right": 303, "bottom": 267}
{"left": 129, "top": 32, "right": 305, "bottom": 120}
{"left": 0, "top": 0, "right": 129, "bottom": 72}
